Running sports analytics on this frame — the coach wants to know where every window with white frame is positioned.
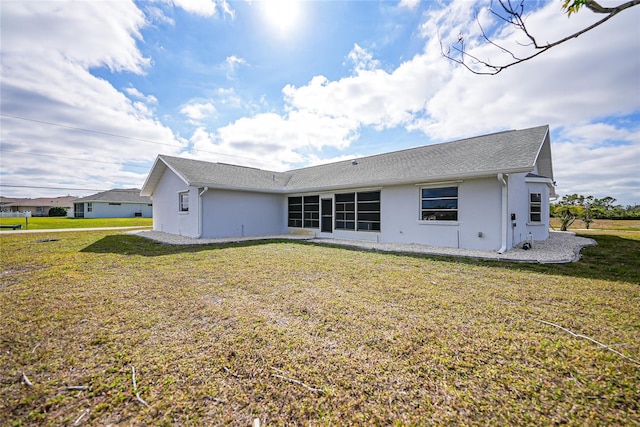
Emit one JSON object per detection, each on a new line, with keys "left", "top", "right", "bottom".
{"left": 87, "top": 203, "right": 93, "bottom": 212}
{"left": 529, "top": 193, "right": 542, "bottom": 222}
{"left": 179, "top": 192, "right": 189, "bottom": 212}
{"left": 420, "top": 187, "right": 458, "bottom": 221}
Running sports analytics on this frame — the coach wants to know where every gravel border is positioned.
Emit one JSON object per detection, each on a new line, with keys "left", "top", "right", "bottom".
{"left": 132, "top": 230, "right": 597, "bottom": 264}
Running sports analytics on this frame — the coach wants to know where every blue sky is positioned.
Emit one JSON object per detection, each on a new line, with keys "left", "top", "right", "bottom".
{"left": 1, "top": 0, "right": 639, "bottom": 206}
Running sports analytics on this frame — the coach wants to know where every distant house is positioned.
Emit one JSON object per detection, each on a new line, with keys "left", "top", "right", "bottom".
{"left": 141, "top": 125, "right": 556, "bottom": 252}
{"left": 0, "top": 196, "right": 77, "bottom": 216}
{"left": 73, "top": 189, "right": 152, "bottom": 218}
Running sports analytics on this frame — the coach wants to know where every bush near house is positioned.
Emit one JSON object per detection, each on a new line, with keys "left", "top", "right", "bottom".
{"left": 47, "top": 207, "right": 67, "bottom": 217}
{"left": 0, "top": 227, "right": 638, "bottom": 425}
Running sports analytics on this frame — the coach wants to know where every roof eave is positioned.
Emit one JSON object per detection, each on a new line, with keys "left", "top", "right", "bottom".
{"left": 190, "top": 182, "right": 285, "bottom": 194}
{"left": 283, "top": 167, "right": 536, "bottom": 194}
{"left": 141, "top": 155, "right": 190, "bottom": 197}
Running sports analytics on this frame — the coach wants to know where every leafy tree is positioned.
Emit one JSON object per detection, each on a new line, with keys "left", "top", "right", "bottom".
{"left": 553, "top": 194, "right": 582, "bottom": 231}
{"left": 552, "top": 194, "right": 640, "bottom": 224}
{"left": 579, "top": 195, "right": 595, "bottom": 229}
{"left": 442, "top": 0, "right": 640, "bottom": 75}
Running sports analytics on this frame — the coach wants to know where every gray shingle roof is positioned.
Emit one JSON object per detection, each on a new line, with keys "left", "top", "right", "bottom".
{"left": 142, "top": 125, "right": 552, "bottom": 196}
{"left": 74, "top": 189, "right": 151, "bottom": 204}
{"left": 160, "top": 157, "right": 291, "bottom": 191}
{"left": 0, "top": 196, "right": 77, "bottom": 208}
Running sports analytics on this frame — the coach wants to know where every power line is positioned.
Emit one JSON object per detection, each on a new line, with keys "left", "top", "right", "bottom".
{"left": 0, "top": 113, "right": 264, "bottom": 163}
{"left": 0, "top": 149, "right": 151, "bottom": 169}
{"left": 0, "top": 184, "right": 109, "bottom": 192}
{"left": 0, "top": 113, "right": 178, "bottom": 148}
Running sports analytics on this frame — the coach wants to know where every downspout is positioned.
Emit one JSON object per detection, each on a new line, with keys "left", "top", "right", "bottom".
{"left": 195, "top": 187, "right": 209, "bottom": 238}
{"left": 497, "top": 174, "right": 508, "bottom": 254}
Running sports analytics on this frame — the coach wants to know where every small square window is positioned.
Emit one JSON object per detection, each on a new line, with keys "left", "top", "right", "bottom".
{"left": 179, "top": 192, "right": 189, "bottom": 212}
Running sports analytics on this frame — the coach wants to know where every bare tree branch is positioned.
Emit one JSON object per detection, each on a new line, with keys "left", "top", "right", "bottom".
{"left": 441, "top": 0, "right": 640, "bottom": 75}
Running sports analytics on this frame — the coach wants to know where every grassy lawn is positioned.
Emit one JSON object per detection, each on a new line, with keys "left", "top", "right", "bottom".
{"left": 550, "top": 217, "right": 640, "bottom": 231}
{"left": 1, "top": 228, "right": 638, "bottom": 425}
{"left": 0, "top": 217, "right": 152, "bottom": 231}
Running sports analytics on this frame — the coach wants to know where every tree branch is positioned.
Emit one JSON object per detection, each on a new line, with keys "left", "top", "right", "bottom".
{"left": 441, "top": 0, "right": 640, "bottom": 75}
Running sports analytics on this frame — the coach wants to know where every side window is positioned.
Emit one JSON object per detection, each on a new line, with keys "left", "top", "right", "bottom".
{"left": 87, "top": 203, "right": 93, "bottom": 212}
{"left": 529, "top": 193, "right": 542, "bottom": 222}
{"left": 179, "top": 192, "right": 189, "bottom": 212}
{"left": 420, "top": 187, "right": 458, "bottom": 221}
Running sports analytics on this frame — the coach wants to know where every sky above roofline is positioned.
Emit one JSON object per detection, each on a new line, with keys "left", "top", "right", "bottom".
{"left": 1, "top": 0, "right": 638, "bottom": 206}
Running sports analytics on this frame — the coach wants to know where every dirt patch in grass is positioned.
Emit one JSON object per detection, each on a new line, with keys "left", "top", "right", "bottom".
{"left": 1, "top": 231, "right": 638, "bottom": 425}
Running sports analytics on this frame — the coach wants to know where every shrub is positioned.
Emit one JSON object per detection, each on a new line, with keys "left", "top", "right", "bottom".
{"left": 48, "top": 207, "right": 67, "bottom": 217}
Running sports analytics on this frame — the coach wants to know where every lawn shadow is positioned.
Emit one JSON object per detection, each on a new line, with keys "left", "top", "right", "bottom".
{"left": 81, "top": 233, "right": 639, "bottom": 284}
{"left": 80, "top": 234, "right": 291, "bottom": 257}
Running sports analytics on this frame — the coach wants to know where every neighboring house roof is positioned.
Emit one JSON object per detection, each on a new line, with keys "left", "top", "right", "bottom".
{"left": 74, "top": 189, "right": 151, "bottom": 204}
{"left": 141, "top": 125, "right": 553, "bottom": 196}
{"left": 0, "top": 196, "right": 77, "bottom": 209}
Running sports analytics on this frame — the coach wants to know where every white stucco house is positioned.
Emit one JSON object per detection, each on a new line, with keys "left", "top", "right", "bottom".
{"left": 73, "top": 189, "right": 152, "bottom": 218}
{"left": 140, "top": 125, "right": 556, "bottom": 252}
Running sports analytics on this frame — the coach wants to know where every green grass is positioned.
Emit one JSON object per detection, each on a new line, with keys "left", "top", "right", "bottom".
{"left": 0, "top": 229, "right": 638, "bottom": 425}
{"left": 0, "top": 216, "right": 152, "bottom": 230}
{"left": 550, "top": 218, "right": 640, "bottom": 231}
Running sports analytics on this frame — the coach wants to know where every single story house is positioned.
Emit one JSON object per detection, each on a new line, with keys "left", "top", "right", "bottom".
{"left": 141, "top": 125, "right": 556, "bottom": 252}
{"left": 73, "top": 189, "right": 152, "bottom": 218}
{"left": 0, "top": 196, "right": 77, "bottom": 216}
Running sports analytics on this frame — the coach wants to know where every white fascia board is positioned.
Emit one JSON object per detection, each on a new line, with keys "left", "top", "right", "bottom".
{"left": 141, "top": 156, "right": 190, "bottom": 197}
{"left": 525, "top": 176, "right": 554, "bottom": 185}
{"left": 190, "top": 182, "right": 285, "bottom": 194}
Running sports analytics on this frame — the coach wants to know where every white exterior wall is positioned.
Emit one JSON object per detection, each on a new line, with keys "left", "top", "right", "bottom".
{"left": 507, "top": 173, "right": 550, "bottom": 247}
{"left": 200, "top": 189, "right": 286, "bottom": 238}
{"left": 150, "top": 169, "right": 550, "bottom": 251}
{"left": 288, "top": 178, "right": 504, "bottom": 250}
{"left": 380, "top": 179, "right": 503, "bottom": 250}
{"left": 151, "top": 170, "right": 198, "bottom": 237}
{"left": 82, "top": 202, "right": 152, "bottom": 218}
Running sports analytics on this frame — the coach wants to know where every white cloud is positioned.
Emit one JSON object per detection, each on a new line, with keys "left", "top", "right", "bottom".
{"left": 398, "top": 0, "right": 420, "bottom": 10}
{"left": 0, "top": 1, "right": 184, "bottom": 196}
{"left": 1, "top": 1, "right": 150, "bottom": 74}
{"left": 345, "top": 44, "right": 381, "bottom": 73}
{"left": 172, "top": 0, "right": 234, "bottom": 18}
{"left": 180, "top": 101, "right": 217, "bottom": 124}
{"left": 552, "top": 126, "right": 640, "bottom": 205}
{"left": 216, "top": 88, "right": 243, "bottom": 108}
{"left": 125, "top": 87, "right": 159, "bottom": 105}
{"left": 281, "top": 48, "right": 447, "bottom": 132}
{"left": 225, "top": 55, "right": 247, "bottom": 79}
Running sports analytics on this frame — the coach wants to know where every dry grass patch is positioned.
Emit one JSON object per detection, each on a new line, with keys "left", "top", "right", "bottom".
{"left": 1, "top": 231, "right": 639, "bottom": 425}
